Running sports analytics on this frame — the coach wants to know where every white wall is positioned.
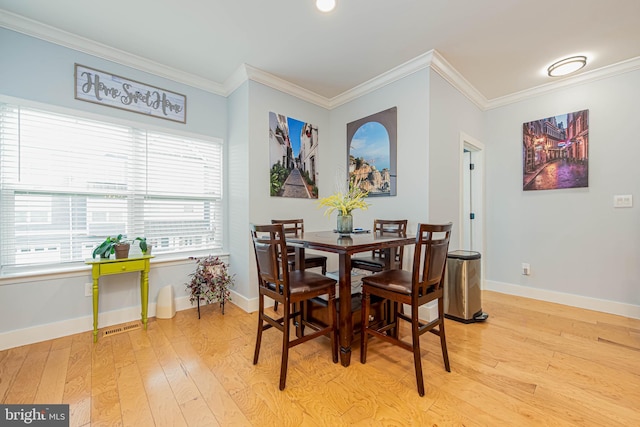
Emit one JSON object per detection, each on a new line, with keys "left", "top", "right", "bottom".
{"left": 428, "top": 70, "right": 485, "bottom": 249}
{"left": 227, "top": 80, "right": 332, "bottom": 309}
{"left": 0, "top": 29, "right": 229, "bottom": 349}
{"left": 329, "top": 70, "right": 431, "bottom": 236}
{"left": 227, "top": 81, "right": 252, "bottom": 303}
{"left": 241, "top": 81, "right": 331, "bottom": 311}
{"left": 247, "top": 81, "right": 331, "bottom": 230}
{"left": 484, "top": 70, "right": 640, "bottom": 317}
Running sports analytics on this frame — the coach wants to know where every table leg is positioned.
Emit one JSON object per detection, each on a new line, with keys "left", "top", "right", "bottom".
{"left": 338, "top": 253, "right": 352, "bottom": 366}
{"left": 141, "top": 269, "right": 149, "bottom": 330}
{"left": 92, "top": 277, "right": 99, "bottom": 342}
{"left": 294, "top": 246, "right": 304, "bottom": 271}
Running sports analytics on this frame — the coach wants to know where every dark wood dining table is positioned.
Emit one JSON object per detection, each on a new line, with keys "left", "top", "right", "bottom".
{"left": 287, "top": 230, "right": 415, "bottom": 366}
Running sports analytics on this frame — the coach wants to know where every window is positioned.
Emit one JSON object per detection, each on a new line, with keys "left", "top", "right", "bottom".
{"left": 0, "top": 103, "right": 223, "bottom": 276}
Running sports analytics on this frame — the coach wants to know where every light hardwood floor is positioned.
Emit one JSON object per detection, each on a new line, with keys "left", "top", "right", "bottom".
{"left": 1, "top": 290, "right": 639, "bottom": 426}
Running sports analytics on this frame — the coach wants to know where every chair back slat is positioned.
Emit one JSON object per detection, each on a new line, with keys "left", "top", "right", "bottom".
{"left": 271, "top": 219, "right": 304, "bottom": 236}
{"left": 372, "top": 219, "right": 408, "bottom": 262}
{"left": 251, "top": 224, "right": 289, "bottom": 296}
{"left": 272, "top": 219, "right": 305, "bottom": 254}
{"left": 412, "top": 223, "right": 452, "bottom": 296}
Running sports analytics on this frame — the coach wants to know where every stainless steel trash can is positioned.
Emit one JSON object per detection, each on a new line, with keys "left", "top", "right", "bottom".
{"left": 444, "top": 250, "right": 488, "bottom": 323}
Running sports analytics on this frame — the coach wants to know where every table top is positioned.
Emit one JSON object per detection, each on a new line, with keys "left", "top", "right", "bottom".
{"left": 286, "top": 230, "right": 415, "bottom": 255}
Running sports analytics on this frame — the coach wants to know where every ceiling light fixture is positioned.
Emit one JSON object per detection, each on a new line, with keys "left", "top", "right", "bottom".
{"left": 316, "top": 0, "right": 336, "bottom": 13}
{"left": 547, "top": 56, "right": 587, "bottom": 77}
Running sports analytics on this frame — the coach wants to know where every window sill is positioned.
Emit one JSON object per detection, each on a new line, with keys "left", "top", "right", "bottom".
{"left": 0, "top": 251, "right": 230, "bottom": 286}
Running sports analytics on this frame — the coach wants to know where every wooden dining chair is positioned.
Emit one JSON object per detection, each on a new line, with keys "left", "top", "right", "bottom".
{"left": 351, "top": 219, "right": 408, "bottom": 272}
{"left": 251, "top": 223, "right": 338, "bottom": 390}
{"left": 271, "top": 219, "right": 328, "bottom": 311}
{"left": 360, "top": 222, "right": 452, "bottom": 396}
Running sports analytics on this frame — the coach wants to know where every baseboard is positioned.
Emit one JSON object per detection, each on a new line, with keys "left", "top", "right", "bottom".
{"left": 484, "top": 280, "right": 640, "bottom": 320}
{"left": 228, "top": 289, "right": 257, "bottom": 313}
{"left": 402, "top": 302, "right": 439, "bottom": 322}
{"left": 0, "top": 294, "right": 247, "bottom": 351}
{"left": 6, "top": 281, "right": 635, "bottom": 351}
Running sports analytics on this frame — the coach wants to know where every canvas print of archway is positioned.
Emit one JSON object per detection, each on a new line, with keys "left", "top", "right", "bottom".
{"left": 523, "top": 109, "right": 589, "bottom": 191}
{"left": 269, "top": 111, "right": 319, "bottom": 198}
{"left": 347, "top": 107, "right": 397, "bottom": 197}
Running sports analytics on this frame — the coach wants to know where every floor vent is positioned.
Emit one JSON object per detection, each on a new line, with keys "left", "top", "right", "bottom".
{"left": 102, "top": 321, "right": 141, "bottom": 337}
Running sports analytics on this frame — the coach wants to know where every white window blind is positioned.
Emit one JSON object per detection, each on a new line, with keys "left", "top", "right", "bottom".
{"left": 0, "top": 103, "right": 223, "bottom": 275}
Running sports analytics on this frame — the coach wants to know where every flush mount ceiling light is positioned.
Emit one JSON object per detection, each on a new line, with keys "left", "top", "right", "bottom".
{"left": 547, "top": 56, "right": 587, "bottom": 77}
{"left": 316, "top": 0, "right": 336, "bottom": 12}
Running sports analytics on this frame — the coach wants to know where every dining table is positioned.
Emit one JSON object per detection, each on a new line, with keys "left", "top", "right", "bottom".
{"left": 287, "top": 230, "right": 415, "bottom": 366}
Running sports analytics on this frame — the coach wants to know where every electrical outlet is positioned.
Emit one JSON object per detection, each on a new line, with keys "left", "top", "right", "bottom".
{"left": 85, "top": 283, "right": 93, "bottom": 297}
{"left": 522, "top": 263, "right": 531, "bottom": 275}
{"left": 613, "top": 194, "right": 633, "bottom": 208}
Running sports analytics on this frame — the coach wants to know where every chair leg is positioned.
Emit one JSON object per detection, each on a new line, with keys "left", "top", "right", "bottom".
{"left": 253, "top": 296, "right": 264, "bottom": 365}
{"left": 438, "top": 298, "right": 451, "bottom": 372}
{"left": 321, "top": 260, "right": 327, "bottom": 275}
{"left": 274, "top": 300, "right": 278, "bottom": 312}
{"left": 411, "top": 311, "right": 425, "bottom": 397}
{"left": 360, "top": 290, "right": 370, "bottom": 364}
{"left": 279, "top": 302, "right": 290, "bottom": 390}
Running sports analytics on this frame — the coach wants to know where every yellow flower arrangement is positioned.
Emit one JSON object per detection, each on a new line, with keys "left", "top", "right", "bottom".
{"left": 317, "top": 176, "right": 370, "bottom": 216}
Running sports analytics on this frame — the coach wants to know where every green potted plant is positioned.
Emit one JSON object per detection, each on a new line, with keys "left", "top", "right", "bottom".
{"left": 92, "top": 234, "right": 130, "bottom": 259}
{"left": 185, "top": 255, "right": 234, "bottom": 317}
{"left": 135, "top": 237, "right": 152, "bottom": 255}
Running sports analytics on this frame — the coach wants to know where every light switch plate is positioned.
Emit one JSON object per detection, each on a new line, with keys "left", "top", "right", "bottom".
{"left": 613, "top": 194, "right": 633, "bottom": 208}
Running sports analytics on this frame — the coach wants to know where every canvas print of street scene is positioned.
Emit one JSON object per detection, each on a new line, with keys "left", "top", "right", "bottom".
{"left": 269, "top": 112, "right": 318, "bottom": 198}
{"left": 523, "top": 109, "right": 589, "bottom": 191}
{"left": 347, "top": 107, "right": 397, "bottom": 196}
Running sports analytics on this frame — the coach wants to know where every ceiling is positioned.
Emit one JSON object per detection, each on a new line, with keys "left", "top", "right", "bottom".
{"left": 1, "top": 0, "right": 640, "bottom": 103}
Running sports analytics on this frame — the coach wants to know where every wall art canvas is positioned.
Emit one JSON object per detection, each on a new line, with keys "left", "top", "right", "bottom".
{"left": 347, "top": 107, "right": 397, "bottom": 196}
{"left": 523, "top": 109, "right": 589, "bottom": 191}
{"left": 269, "top": 112, "right": 319, "bottom": 198}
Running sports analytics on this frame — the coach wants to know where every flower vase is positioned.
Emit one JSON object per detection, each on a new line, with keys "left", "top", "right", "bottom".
{"left": 336, "top": 213, "right": 353, "bottom": 236}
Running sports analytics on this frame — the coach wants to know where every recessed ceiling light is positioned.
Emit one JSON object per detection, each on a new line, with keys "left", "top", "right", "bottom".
{"left": 547, "top": 56, "right": 587, "bottom": 77}
{"left": 316, "top": 0, "right": 336, "bottom": 13}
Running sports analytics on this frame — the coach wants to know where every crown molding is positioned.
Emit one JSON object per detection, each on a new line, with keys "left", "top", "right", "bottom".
{"left": 328, "top": 50, "right": 490, "bottom": 110}
{"left": 238, "top": 64, "right": 331, "bottom": 109}
{"left": 486, "top": 56, "right": 640, "bottom": 110}
{"left": 4, "top": 9, "right": 639, "bottom": 111}
{"left": 328, "top": 51, "right": 435, "bottom": 109}
{"left": 429, "top": 51, "right": 488, "bottom": 110}
{"left": 0, "top": 10, "right": 225, "bottom": 95}
{"left": 235, "top": 51, "right": 438, "bottom": 109}
{"left": 136, "top": 48, "right": 640, "bottom": 111}
{"left": 223, "top": 64, "right": 250, "bottom": 96}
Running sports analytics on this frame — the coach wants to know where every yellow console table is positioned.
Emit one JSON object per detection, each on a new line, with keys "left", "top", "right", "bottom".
{"left": 85, "top": 255, "right": 153, "bottom": 342}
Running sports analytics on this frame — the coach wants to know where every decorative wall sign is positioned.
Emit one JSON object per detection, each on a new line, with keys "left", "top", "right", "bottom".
{"left": 74, "top": 64, "right": 186, "bottom": 123}
{"left": 268, "top": 112, "right": 319, "bottom": 198}
{"left": 523, "top": 109, "right": 589, "bottom": 191}
{"left": 347, "top": 107, "right": 397, "bottom": 196}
